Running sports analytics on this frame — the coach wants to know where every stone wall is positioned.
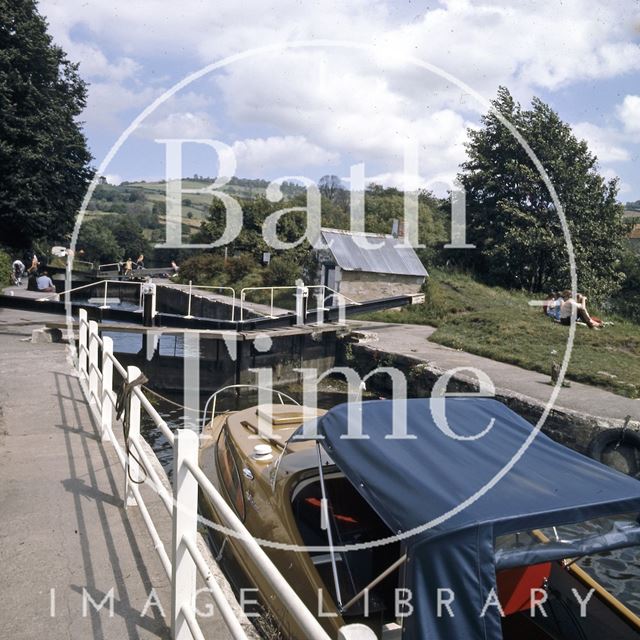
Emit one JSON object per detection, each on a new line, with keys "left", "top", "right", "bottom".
{"left": 338, "top": 272, "right": 424, "bottom": 302}
{"left": 341, "top": 341, "right": 640, "bottom": 456}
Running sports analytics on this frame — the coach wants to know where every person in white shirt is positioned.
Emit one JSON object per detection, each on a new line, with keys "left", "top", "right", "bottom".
{"left": 36, "top": 271, "right": 55, "bottom": 292}
{"left": 559, "top": 290, "right": 602, "bottom": 329}
{"left": 11, "top": 259, "right": 25, "bottom": 285}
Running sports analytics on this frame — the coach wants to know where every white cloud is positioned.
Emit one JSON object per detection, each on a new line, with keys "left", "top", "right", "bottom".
{"left": 138, "top": 112, "right": 217, "bottom": 140}
{"left": 231, "top": 136, "right": 339, "bottom": 174}
{"left": 67, "top": 43, "right": 140, "bottom": 82}
{"left": 600, "top": 166, "right": 630, "bottom": 193}
{"left": 38, "top": 0, "right": 640, "bottom": 187}
{"left": 103, "top": 174, "right": 123, "bottom": 185}
{"left": 82, "top": 81, "right": 158, "bottom": 130}
{"left": 572, "top": 122, "right": 630, "bottom": 163}
{"left": 617, "top": 95, "right": 640, "bottom": 135}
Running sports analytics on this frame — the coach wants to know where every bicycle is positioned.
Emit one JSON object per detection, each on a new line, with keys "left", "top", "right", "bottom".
{"left": 10, "top": 266, "right": 25, "bottom": 286}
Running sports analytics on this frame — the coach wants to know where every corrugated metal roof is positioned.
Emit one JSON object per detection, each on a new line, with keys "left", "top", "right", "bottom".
{"left": 320, "top": 228, "right": 428, "bottom": 277}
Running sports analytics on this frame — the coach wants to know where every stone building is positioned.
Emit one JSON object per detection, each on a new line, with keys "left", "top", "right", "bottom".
{"left": 314, "top": 228, "right": 428, "bottom": 302}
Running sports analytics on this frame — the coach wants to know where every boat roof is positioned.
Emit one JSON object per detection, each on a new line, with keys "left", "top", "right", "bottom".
{"left": 292, "top": 398, "right": 640, "bottom": 639}
{"left": 304, "top": 398, "right": 640, "bottom": 539}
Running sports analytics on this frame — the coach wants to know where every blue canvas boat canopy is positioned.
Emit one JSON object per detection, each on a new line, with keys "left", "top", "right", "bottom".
{"left": 304, "top": 398, "right": 640, "bottom": 640}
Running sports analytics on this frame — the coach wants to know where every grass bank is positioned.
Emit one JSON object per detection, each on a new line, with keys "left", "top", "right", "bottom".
{"left": 362, "top": 269, "right": 640, "bottom": 398}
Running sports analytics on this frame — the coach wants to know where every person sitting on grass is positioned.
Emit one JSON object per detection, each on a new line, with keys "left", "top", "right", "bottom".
{"left": 36, "top": 270, "right": 56, "bottom": 293}
{"left": 543, "top": 291, "right": 563, "bottom": 321}
{"left": 559, "top": 290, "right": 603, "bottom": 329}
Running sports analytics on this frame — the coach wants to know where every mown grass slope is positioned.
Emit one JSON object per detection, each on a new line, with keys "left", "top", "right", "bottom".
{"left": 363, "top": 269, "right": 640, "bottom": 398}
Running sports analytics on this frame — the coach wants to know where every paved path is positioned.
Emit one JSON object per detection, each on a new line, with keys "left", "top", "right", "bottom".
{"left": 352, "top": 321, "right": 640, "bottom": 422}
{"left": 0, "top": 308, "right": 173, "bottom": 639}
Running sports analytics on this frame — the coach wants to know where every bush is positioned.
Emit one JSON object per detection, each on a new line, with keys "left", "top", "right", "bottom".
{"left": 235, "top": 271, "right": 264, "bottom": 292}
{"left": 177, "top": 253, "right": 227, "bottom": 285}
{"left": 0, "top": 250, "right": 11, "bottom": 285}
{"left": 263, "top": 256, "right": 302, "bottom": 286}
{"left": 226, "top": 253, "right": 257, "bottom": 282}
{"left": 610, "top": 248, "right": 640, "bottom": 320}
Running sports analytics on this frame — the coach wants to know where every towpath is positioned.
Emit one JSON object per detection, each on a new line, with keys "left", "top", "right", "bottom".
{"left": 352, "top": 321, "right": 639, "bottom": 423}
{"left": 0, "top": 307, "right": 234, "bottom": 640}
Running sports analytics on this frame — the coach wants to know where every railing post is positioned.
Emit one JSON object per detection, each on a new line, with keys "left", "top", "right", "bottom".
{"left": 142, "top": 283, "right": 157, "bottom": 327}
{"left": 171, "top": 429, "right": 199, "bottom": 640}
{"left": 185, "top": 281, "right": 193, "bottom": 319}
{"left": 338, "top": 294, "right": 347, "bottom": 326}
{"left": 78, "top": 308, "right": 88, "bottom": 382}
{"left": 295, "top": 280, "right": 308, "bottom": 326}
{"left": 88, "top": 320, "right": 99, "bottom": 406}
{"left": 125, "top": 365, "right": 142, "bottom": 508}
{"left": 270, "top": 287, "right": 274, "bottom": 318}
{"left": 100, "top": 280, "right": 109, "bottom": 309}
{"left": 240, "top": 290, "right": 245, "bottom": 321}
{"left": 101, "top": 336, "right": 113, "bottom": 442}
{"left": 315, "top": 291, "right": 325, "bottom": 325}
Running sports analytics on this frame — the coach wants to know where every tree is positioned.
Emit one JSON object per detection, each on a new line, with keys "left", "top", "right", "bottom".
{"left": 457, "top": 87, "right": 626, "bottom": 300}
{"left": 263, "top": 255, "right": 301, "bottom": 286}
{"left": 76, "top": 218, "right": 120, "bottom": 264}
{"left": 107, "top": 216, "right": 150, "bottom": 260}
{"left": 0, "top": 0, "right": 93, "bottom": 249}
{"left": 612, "top": 247, "right": 640, "bottom": 319}
{"left": 76, "top": 214, "right": 149, "bottom": 263}
{"left": 318, "top": 174, "right": 344, "bottom": 201}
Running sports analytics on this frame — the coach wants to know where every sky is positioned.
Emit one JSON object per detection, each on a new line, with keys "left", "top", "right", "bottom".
{"left": 39, "top": 0, "right": 640, "bottom": 201}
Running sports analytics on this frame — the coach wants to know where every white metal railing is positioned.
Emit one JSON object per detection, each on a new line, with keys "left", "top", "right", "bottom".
{"left": 75, "top": 309, "right": 370, "bottom": 640}
{"left": 239, "top": 285, "right": 297, "bottom": 321}
{"left": 239, "top": 283, "right": 360, "bottom": 323}
{"left": 43, "top": 278, "right": 357, "bottom": 326}
{"left": 184, "top": 281, "right": 236, "bottom": 322}
{"left": 201, "top": 384, "right": 300, "bottom": 434}
{"left": 42, "top": 279, "right": 144, "bottom": 310}
{"left": 97, "top": 262, "right": 120, "bottom": 270}
{"left": 73, "top": 259, "right": 96, "bottom": 269}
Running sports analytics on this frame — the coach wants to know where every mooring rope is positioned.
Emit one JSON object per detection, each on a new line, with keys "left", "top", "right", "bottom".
{"left": 116, "top": 372, "right": 149, "bottom": 484}
{"left": 140, "top": 385, "right": 205, "bottom": 415}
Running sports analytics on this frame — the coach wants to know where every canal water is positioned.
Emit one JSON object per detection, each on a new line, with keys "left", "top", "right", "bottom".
{"left": 108, "top": 330, "right": 640, "bottom": 620}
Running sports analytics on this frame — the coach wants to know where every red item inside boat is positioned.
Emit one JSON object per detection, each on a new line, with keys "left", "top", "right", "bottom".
{"left": 497, "top": 563, "right": 552, "bottom": 615}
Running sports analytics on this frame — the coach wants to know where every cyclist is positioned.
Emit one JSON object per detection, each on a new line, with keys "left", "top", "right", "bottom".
{"left": 11, "top": 259, "right": 25, "bottom": 286}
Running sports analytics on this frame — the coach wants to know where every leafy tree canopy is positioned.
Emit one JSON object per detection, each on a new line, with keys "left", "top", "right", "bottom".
{"left": 77, "top": 215, "right": 150, "bottom": 264}
{"left": 0, "top": 0, "right": 93, "bottom": 249}
{"left": 457, "top": 86, "right": 625, "bottom": 300}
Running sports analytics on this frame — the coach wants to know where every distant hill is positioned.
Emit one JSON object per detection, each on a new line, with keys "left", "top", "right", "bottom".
{"left": 625, "top": 200, "right": 640, "bottom": 212}
{"left": 87, "top": 177, "right": 306, "bottom": 241}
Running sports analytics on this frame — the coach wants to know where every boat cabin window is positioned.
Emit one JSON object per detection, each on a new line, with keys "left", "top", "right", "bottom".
{"left": 497, "top": 513, "right": 640, "bottom": 639}
{"left": 291, "top": 473, "right": 401, "bottom": 626}
{"left": 496, "top": 512, "right": 640, "bottom": 558}
{"left": 216, "top": 427, "right": 246, "bottom": 521}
